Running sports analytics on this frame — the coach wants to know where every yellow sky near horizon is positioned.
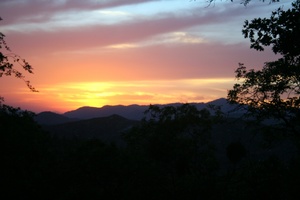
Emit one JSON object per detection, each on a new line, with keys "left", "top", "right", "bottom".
{"left": 1, "top": 78, "right": 235, "bottom": 113}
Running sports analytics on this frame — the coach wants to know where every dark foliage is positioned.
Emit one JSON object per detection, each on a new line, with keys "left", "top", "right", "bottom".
{"left": 228, "top": 0, "right": 300, "bottom": 136}
{"left": 0, "top": 105, "right": 51, "bottom": 199}
{"left": 1, "top": 103, "right": 300, "bottom": 199}
{"left": 226, "top": 141, "right": 247, "bottom": 164}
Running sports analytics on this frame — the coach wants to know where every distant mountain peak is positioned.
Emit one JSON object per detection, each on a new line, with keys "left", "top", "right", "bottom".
{"left": 72, "top": 106, "right": 98, "bottom": 111}
{"left": 207, "top": 98, "right": 227, "bottom": 104}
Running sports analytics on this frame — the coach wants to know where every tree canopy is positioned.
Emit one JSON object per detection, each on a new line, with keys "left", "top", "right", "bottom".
{"left": 228, "top": 0, "right": 300, "bottom": 135}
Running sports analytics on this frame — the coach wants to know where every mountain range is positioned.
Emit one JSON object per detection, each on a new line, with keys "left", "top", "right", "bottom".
{"left": 35, "top": 98, "right": 242, "bottom": 125}
{"left": 34, "top": 97, "right": 242, "bottom": 144}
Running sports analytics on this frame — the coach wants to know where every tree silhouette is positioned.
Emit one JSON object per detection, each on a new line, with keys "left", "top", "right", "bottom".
{"left": 228, "top": 0, "right": 300, "bottom": 135}
{"left": 0, "top": 17, "right": 37, "bottom": 103}
{"left": 0, "top": 104, "right": 53, "bottom": 199}
{"left": 122, "top": 104, "right": 221, "bottom": 199}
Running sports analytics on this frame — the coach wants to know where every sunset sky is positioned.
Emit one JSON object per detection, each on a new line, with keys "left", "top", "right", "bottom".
{"left": 0, "top": 0, "right": 289, "bottom": 113}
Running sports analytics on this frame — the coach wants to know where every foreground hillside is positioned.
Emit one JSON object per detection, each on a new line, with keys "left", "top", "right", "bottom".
{"left": 39, "top": 101, "right": 298, "bottom": 170}
{"left": 41, "top": 113, "right": 298, "bottom": 169}
{"left": 2, "top": 103, "right": 300, "bottom": 200}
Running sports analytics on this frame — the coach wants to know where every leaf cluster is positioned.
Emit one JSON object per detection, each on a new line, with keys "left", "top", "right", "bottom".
{"left": 242, "top": 0, "right": 300, "bottom": 61}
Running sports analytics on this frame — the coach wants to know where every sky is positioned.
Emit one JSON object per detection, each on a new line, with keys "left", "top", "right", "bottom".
{"left": 0, "top": 0, "right": 291, "bottom": 113}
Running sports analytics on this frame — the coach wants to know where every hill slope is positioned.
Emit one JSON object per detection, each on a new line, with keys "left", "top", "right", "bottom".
{"left": 44, "top": 114, "right": 139, "bottom": 145}
{"left": 34, "top": 111, "right": 78, "bottom": 125}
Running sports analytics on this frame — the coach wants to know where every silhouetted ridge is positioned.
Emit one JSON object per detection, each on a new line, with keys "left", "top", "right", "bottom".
{"left": 35, "top": 111, "right": 77, "bottom": 125}
{"left": 64, "top": 104, "right": 148, "bottom": 120}
{"left": 62, "top": 99, "right": 244, "bottom": 120}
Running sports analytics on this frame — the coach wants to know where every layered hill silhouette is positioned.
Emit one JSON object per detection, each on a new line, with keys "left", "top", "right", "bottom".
{"left": 35, "top": 98, "right": 240, "bottom": 143}
{"left": 35, "top": 98, "right": 243, "bottom": 125}
{"left": 35, "top": 98, "right": 297, "bottom": 166}
{"left": 34, "top": 111, "right": 78, "bottom": 125}
{"left": 64, "top": 104, "right": 148, "bottom": 121}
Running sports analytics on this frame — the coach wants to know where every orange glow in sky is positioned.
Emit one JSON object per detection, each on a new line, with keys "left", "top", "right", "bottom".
{"left": 0, "top": 0, "right": 285, "bottom": 113}
{"left": 5, "top": 78, "right": 235, "bottom": 112}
